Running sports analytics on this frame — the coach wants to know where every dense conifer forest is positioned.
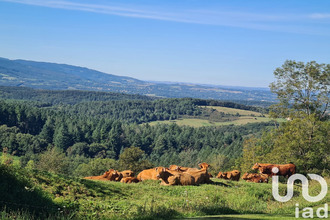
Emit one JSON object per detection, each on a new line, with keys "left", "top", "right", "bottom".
{"left": 0, "top": 87, "right": 274, "bottom": 176}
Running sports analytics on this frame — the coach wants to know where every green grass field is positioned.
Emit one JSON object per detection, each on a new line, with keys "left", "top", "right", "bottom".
{"left": 203, "top": 106, "right": 265, "bottom": 116}
{"left": 147, "top": 117, "right": 284, "bottom": 127}
{"left": 1, "top": 165, "right": 328, "bottom": 219}
{"left": 147, "top": 106, "right": 285, "bottom": 127}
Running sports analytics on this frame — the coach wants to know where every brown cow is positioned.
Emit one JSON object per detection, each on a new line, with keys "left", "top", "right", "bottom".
{"left": 198, "top": 162, "right": 211, "bottom": 170}
{"left": 169, "top": 165, "right": 190, "bottom": 172}
{"left": 161, "top": 173, "right": 195, "bottom": 186}
{"left": 252, "top": 163, "right": 296, "bottom": 177}
{"left": 171, "top": 162, "right": 211, "bottom": 172}
{"left": 83, "top": 170, "right": 110, "bottom": 180}
{"left": 115, "top": 170, "right": 135, "bottom": 182}
{"left": 106, "top": 169, "right": 121, "bottom": 181}
{"left": 242, "top": 172, "right": 268, "bottom": 183}
{"left": 169, "top": 165, "right": 180, "bottom": 170}
{"left": 156, "top": 168, "right": 195, "bottom": 186}
{"left": 120, "top": 177, "right": 140, "bottom": 183}
{"left": 120, "top": 170, "right": 134, "bottom": 178}
{"left": 216, "top": 170, "right": 241, "bottom": 181}
{"left": 216, "top": 171, "right": 224, "bottom": 179}
{"left": 251, "top": 163, "right": 272, "bottom": 170}
{"left": 185, "top": 163, "right": 212, "bottom": 184}
{"left": 84, "top": 169, "right": 119, "bottom": 181}
{"left": 137, "top": 167, "right": 166, "bottom": 181}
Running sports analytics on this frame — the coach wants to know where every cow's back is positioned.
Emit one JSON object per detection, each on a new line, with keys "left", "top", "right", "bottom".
{"left": 178, "top": 173, "right": 195, "bottom": 185}
{"left": 137, "top": 169, "right": 157, "bottom": 181}
{"left": 187, "top": 169, "right": 211, "bottom": 184}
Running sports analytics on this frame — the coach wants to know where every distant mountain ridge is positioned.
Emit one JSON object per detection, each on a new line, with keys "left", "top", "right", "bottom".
{"left": 0, "top": 57, "right": 276, "bottom": 102}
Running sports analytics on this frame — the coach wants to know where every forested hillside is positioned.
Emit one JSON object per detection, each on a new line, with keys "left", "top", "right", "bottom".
{"left": 0, "top": 86, "right": 152, "bottom": 104}
{"left": 0, "top": 57, "right": 276, "bottom": 102}
{"left": 0, "top": 86, "right": 268, "bottom": 123}
{"left": 0, "top": 88, "right": 275, "bottom": 177}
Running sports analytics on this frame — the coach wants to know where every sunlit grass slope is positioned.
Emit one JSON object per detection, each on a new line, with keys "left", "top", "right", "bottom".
{"left": 1, "top": 165, "right": 328, "bottom": 219}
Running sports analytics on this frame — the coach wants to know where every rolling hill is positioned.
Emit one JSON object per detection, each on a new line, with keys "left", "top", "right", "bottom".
{"left": 0, "top": 57, "right": 276, "bottom": 102}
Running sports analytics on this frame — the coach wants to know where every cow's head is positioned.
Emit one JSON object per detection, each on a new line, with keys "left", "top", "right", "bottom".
{"left": 102, "top": 171, "right": 110, "bottom": 178}
{"left": 168, "top": 165, "right": 178, "bottom": 170}
{"left": 252, "top": 163, "right": 261, "bottom": 170}
{"left": 108, "top": 170, "right": 120, "bottom": 181}
{"left": 155, "top": 167, "right": 167, "bottom": 179}
{"left": 122, "top": 170, "right": 134, "bottom": 177}
{"left": 102, "top": 169, "right": 115, "bottom": 178}
{"left": 198, "top": 162, "right": 210, "bottom": 170}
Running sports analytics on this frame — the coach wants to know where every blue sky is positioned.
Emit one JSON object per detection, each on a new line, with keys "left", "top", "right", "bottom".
{"left": 0, "top": 0, "right": 330, "bottom": 87}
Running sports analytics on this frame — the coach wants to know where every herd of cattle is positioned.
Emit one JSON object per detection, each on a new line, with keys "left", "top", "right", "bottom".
{"left": 84, "top": 162, "right": 296, "bottom": 186}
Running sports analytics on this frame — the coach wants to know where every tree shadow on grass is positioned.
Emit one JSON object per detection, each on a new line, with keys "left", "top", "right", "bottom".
{"left": 134, "top": 206, "right": 184, "bottom": 220}
{"left": 199, "top": 206, "right": 240, "bottom": 216}
{"left": 209, "top": 181, "right": 230, "bottom": 187}
{"left": 180, "top": 217, "right": 260, "bottom": 220}
{"left": 79, "top": 179, "right": 125, "bottom": 196}
{"left": 0, "top": 165, "right": 60, "bottom": 219}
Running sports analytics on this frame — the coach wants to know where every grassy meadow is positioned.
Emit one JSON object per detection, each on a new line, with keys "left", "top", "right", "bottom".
{"left": 147, "top": 117, "right": 282, "bottom": 127}
{"left": 1, "top": 165, "right": 329, "bottom": 220}
{"left": 147, "top": 106, "right": 285, "bottom": 127}
{"left": 202, "top": 106, "right": 265, "bottom": 116}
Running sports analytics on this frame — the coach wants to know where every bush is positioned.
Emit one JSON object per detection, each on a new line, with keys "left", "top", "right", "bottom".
{"left": 75, "top": 158, "right": 118, "bottom": 177}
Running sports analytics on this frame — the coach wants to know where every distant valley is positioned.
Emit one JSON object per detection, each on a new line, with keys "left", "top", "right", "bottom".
{"left": 0, "top": 57, "right": 275, "bottom": 103}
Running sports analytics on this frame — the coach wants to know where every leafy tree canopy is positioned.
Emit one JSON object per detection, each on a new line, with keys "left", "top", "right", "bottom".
{"left": 270, "top": 60, "right": 329, "bottom": 119}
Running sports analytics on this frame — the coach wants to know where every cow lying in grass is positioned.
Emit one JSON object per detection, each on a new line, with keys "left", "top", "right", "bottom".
{"left": 137, "top": 166, "right": 194, "bottom": 185}
{"left": 184, "top": 163, "right": 213, "bottom": 184}
{"left": 138, "top": 163, "right": 212, "bottom": 185}
{"left": 84, "top": 169, "right": 135, "bottom": 182}
{"left": 120, "top": 177, "right": 140, "bottom": 183}
{"left": 242, "top": 172, "right": 268, "bottom": 183}
{"left": 84, "top": 169, "right": 120, "bottom": 181}
{"left": 169, "top": 162, "right": 213, "bottom": 184}
{"left": 216, "top": 170, "right": 241, "bottom": 181}
{"left": 120, "top": 170, "right": 134, "bottom": 178}
{"left": 115, "top": 170, "right": 135, "bottom": 182}
{"left": 156, "top": 168, "right": 196, "bottom": 186}
{"left": 169, "top": 162, "right": 210, "bottom": 172}
{"left": 137, "top": 167, "right": 164, "bottom": 181}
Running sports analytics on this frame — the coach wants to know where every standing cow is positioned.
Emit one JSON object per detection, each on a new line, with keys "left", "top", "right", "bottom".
{"left": 252, "top": 163, "right": 296, "bottom": 178}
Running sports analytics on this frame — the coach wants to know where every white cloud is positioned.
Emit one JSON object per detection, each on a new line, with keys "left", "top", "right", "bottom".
{"left": 1, "top": 0, "right": 329, "bottom": 35}
{"left": 309, "top": 13, "right": 330, "bottom": 19}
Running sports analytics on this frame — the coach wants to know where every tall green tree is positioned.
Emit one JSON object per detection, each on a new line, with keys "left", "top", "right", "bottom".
{"left": 38, "top": 118, "right": 54, "bottom": 143}
{"left": 270, "top": 60, "right": 329, "bottom": 119}
{"left": 118, "top": 146, "right": 153, "bottom": 173}
{"left": 53, "top": 124, "right": 72, "bottom": 150}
